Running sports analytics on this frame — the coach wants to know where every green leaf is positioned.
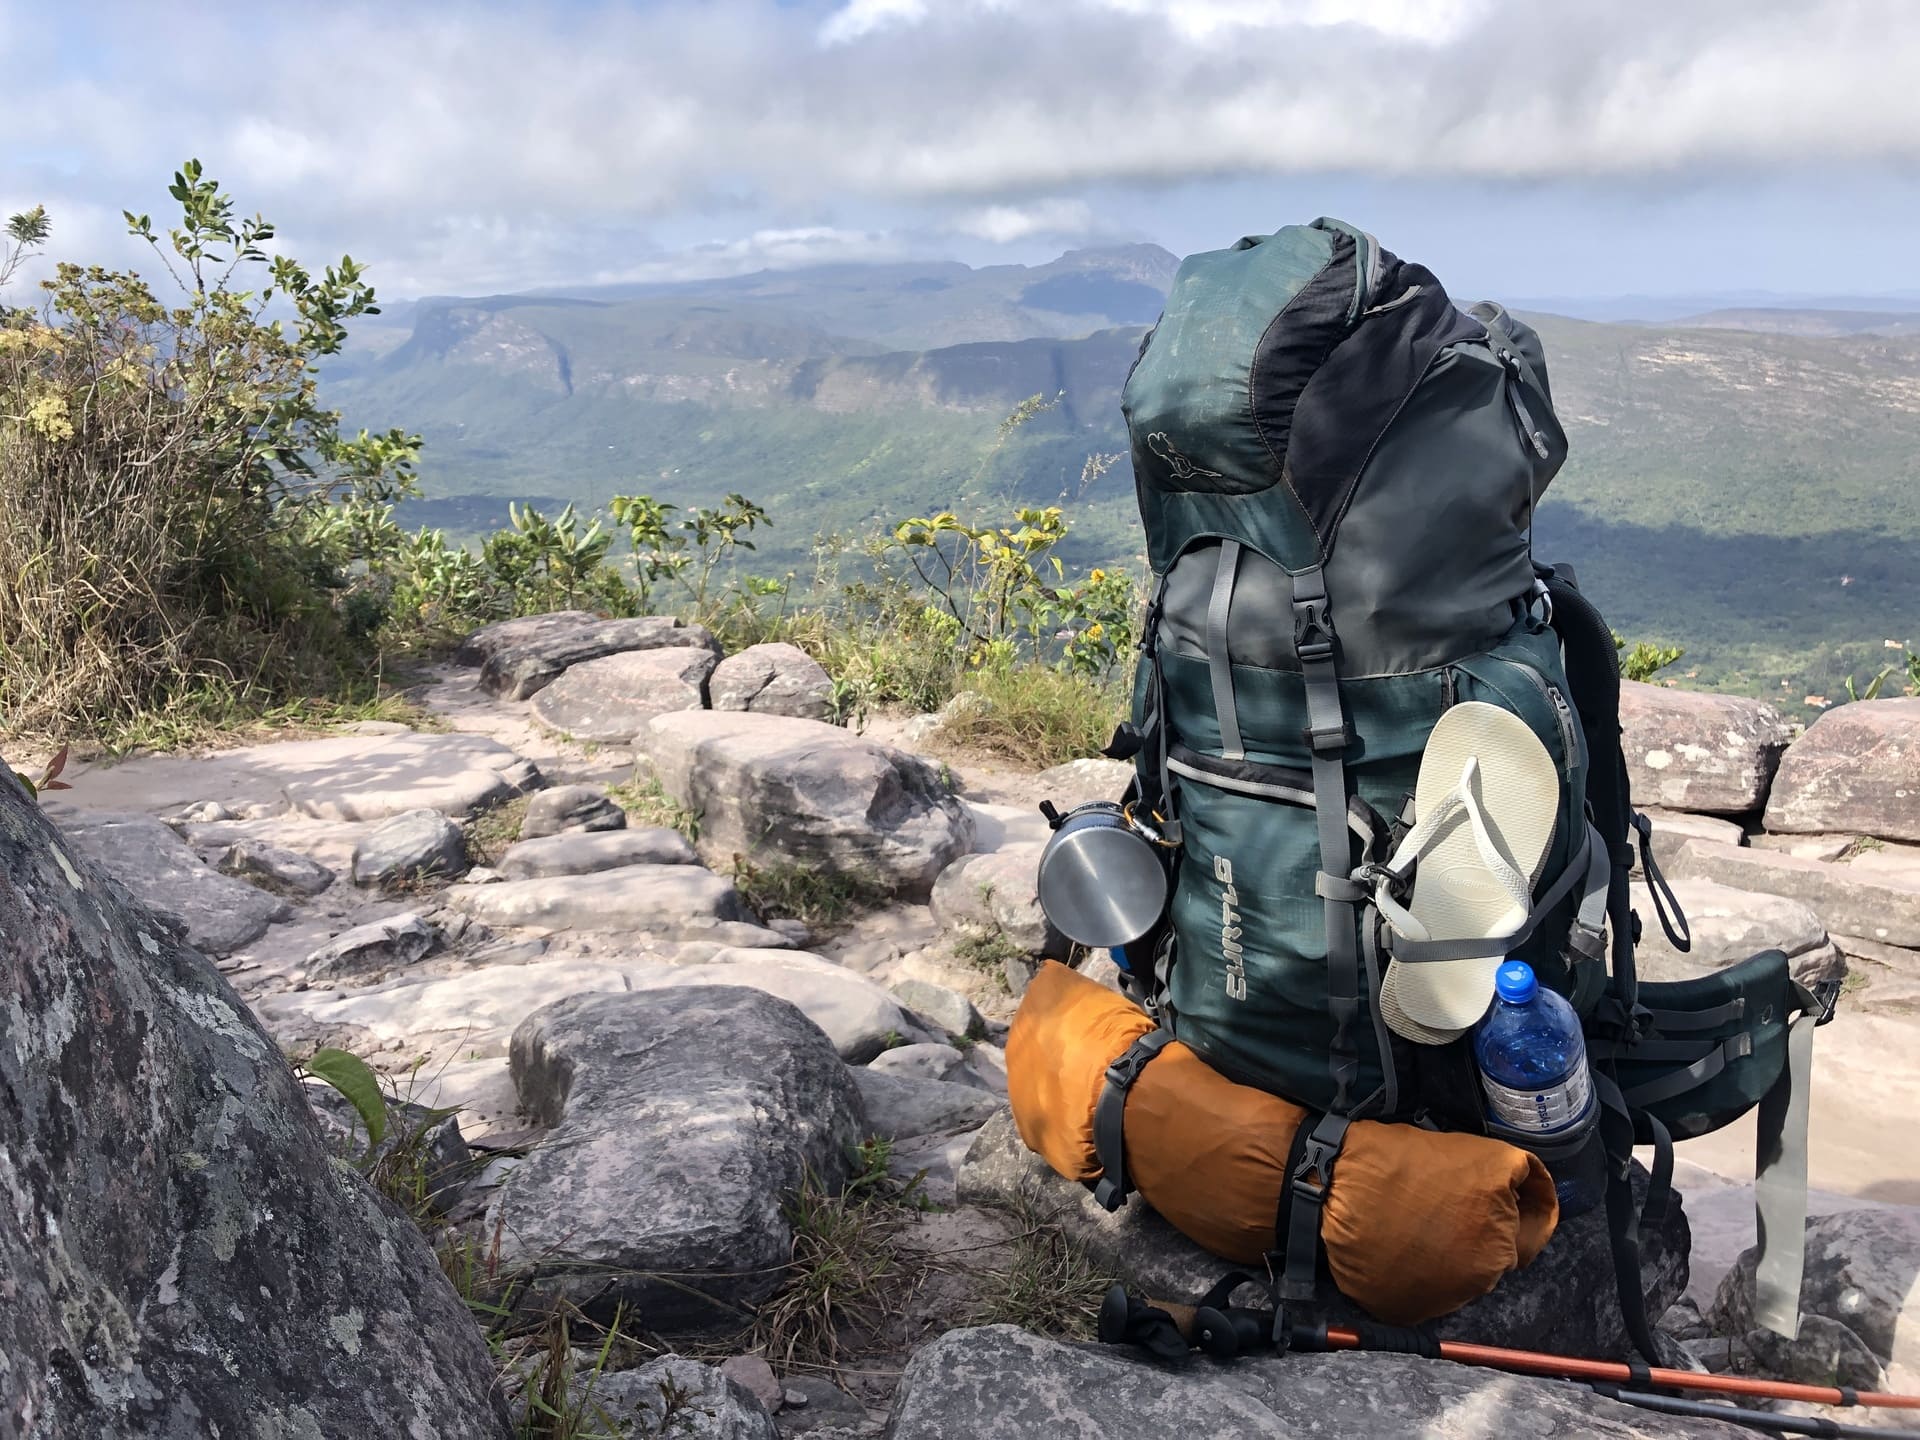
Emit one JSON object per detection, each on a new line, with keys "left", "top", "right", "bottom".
{"left": 303, "top": 1047, "right": 387, "bottom": 1147}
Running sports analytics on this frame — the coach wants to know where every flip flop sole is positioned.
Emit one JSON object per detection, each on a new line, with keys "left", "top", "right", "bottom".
{"left": 1380, "top": 701, "right": 1560, "bottom": 1035}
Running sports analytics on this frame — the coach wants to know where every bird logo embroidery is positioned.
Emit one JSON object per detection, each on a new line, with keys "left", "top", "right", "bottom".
{"left": 1147, "top": 432, "right": 1222, "bottom": 482}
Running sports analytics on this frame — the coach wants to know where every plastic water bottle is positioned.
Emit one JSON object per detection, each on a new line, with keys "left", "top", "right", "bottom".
{"left": 1473, "top": 960, "right": 1604, "bottom": 1217}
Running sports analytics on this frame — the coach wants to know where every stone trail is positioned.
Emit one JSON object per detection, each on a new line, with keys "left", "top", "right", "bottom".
{"left": 13, "top": 620, "right": 1920, "bottom": 1436}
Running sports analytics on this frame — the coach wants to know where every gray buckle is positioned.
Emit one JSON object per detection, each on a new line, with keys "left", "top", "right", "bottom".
{"left": 1809, "top": 977, "right": 1842, "bottom": 1027}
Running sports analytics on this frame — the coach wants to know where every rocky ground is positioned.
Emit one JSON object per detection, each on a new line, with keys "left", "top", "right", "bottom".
{"left": 15, "top": 614, "right": 1920, "bottom": 1437}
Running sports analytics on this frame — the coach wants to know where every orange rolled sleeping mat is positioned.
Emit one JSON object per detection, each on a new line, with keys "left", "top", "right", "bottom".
{"left": 1007, "top": 960, "right": 1560, "bottom": 1326}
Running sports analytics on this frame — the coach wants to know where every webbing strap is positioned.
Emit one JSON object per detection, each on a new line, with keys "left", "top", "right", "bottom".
{"left": 1638, "top": 997, "right": 1747, "bottom": 1033}
{"left": 1752, "top": 985, "right": 1821, "bottom": 1338}
{"left": 1360, "top": 912, "right": 1399, "bottom": 1119}
{"left": 1207, "top": 541, "right": 1245, "bottom": 761}
{"left": 1293, "top": 564, "right": 1359, "bottom": 1114}
{"left": 1090, "top": 1030, "right": 1175, "bottom": 1212}
{"left": 1385, "top": 822, "right": 1599, "bottom": 965}
{"left": 1280, "top": 1112, "right": 1350, "bottom": 1303}
{"left": 1594, "top": 1071, "right": 1663, "bottom": 1363}
{"left": 1619, "top": 1035, "right": 1750, "bottom": 1107}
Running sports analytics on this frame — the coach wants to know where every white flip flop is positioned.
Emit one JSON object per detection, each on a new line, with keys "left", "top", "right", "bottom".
{"left": 1374, "top": 701, "right": 1560, "bottom": 1043}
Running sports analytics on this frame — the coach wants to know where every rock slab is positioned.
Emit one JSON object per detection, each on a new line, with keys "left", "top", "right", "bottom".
{"left": 530, "top": 646, "right": 718, "bottom": 742}
{"left": 1620, "top": 681, "right": 1794, "bottom": 815}
{"left": 490, "top": 986, "right": 863, "bottom": 1332}
{"left": 352, "top": 806, "right": 468, "bottom": 886}
{"left": 478, "top": 615, "right": 720, "bottom": 700}
{"left": 1673, "top": 839, "right": 1920, "bottom": 949}
{"left": 306, "top": 911, "right": 439, "bottom": 978}
{"left": 589, "top": 1355, "right": 779, "bottom": 1438}
{"left": 885, "top": 1328, "right": 1746, "bottom": 1439}
{"left": 285, "top": 732, "right": 539, "bottom": 821}
{"left": 519, "top": 783, "right": 629, "bottom": 838}
{"left": 1710, "top": 1207, "right": 1920, "bottom": 1374}
{"left": 708, "top": 642, "right": 834, "bottom": 721}
{"left": 497, "top": 826, "right": 697, "bottom": 879}
{"left": 442, "top": 863, "right": 780, "bottom": 945}
{"left": 647, "top": 711, "right": 974, "bottom": 897}
{"left": 216, "top": 838, "right": 335, "bottom": 896}
{"left": 1634, "top": 877, "right": 1841, "bottom": 985}
{"left": 0, "top": 762, "right": 510, "bottom": 1437}
{"left": 1766, "top": 696, "right": 1920, "bottom": 843}
{"left": 57, "top": 810, "right": 291, "bottom": 957}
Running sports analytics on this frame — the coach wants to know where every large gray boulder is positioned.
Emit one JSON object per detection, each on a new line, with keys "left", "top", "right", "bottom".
{"left": 440, "top": 864, "right": 785, "bottom": 946}
{"left": 930, "top": 844, "right": 1060, "bottom": 955}
{"left": 647, "top": 711, "right": 974, "bottom": 898}
{"left": 352, "top": 806, "right": 468, "bottom": 886}
{"left": 1619, "top": 681, "right": 1794, "bottom": 816}
{"left": 1635, "top": 877, "right": 1843, "bottom": 986}
{"left": 1765, "top": 697, "right": 1920, "bottom": 843}
{"left": 708, "top": 642, "right": 834, "bottom": 721}
{"left": 497, "top": 826, "right": 697, "bottom": 879}
{"left": 1710, "top": 1207, "right": 1920, "bottom": 1374}
{"left": 1672, "top": 839, "right": 1920, "bottom": 949}
{"left": 488, "top": 987, "right": 863, "bottom": 1333}
{"left": 56, "top": 810, "right": 291, "bottom": 956}
{"left": 478, "top": 615, "right": 720, "bottom": 701}
{"left": 957, "top": 1109, "right": 1688, "bottom": 1360}
{"left": 519, "top": 783, "right": 628, "bottom": 838}
{"left": 1, "top": 764, "right": 510, "bottom": 1437}
{"left": 530, "top": 646, "right": 718, "bottom": 742}
{"left": 455, "top": 609, "right": 598, "bottom": 667}
{"left": 885, "top": 1328, "right": 1745, "bottom": 1439}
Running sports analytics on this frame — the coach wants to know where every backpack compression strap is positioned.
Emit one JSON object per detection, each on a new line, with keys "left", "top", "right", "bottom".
{"left": 1283, "top": 563, "right": 1361, "bottom": 1303}
{"left": 1089, "top": 1029, "right": 1175, "bottom": 1211}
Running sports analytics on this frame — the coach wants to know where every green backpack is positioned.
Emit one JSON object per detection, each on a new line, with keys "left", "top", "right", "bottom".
{"left": 1094, "top": 218, "right": 1838, "bottom": 1359}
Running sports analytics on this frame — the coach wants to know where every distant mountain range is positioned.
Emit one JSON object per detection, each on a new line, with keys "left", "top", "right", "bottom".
{"left": 324, "top": 247, "right": 1920, "bottom": 712}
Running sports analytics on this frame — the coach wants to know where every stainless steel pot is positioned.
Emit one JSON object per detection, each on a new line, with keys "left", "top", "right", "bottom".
{"left": 1036, "top": 801, "right": 1171, "bottom": 949}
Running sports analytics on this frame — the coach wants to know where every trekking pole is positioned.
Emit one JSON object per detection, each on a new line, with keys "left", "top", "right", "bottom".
{"left": 1099, "top": 1287, "right": 1920, "bottom": 1427}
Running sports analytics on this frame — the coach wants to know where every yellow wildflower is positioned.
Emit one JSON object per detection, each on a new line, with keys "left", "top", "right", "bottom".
{"left": 1086, "top": 622, "right": 1106, "bottom": 641}
{"left": 1089, "top": 568, "right": 1106, "bottom": 583}
{"left": 26, "top": 392, "right": 74, "bottom": 441}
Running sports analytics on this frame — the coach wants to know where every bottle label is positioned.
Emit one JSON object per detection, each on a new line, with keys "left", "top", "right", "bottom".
{"left": 1482, "top": 1066, "right": 1593, "bottom": 1134}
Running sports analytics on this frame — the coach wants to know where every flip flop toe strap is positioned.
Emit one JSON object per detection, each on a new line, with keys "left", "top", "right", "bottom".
{"left": 1372, "top": 757, "right": 1532, "bottom": 943}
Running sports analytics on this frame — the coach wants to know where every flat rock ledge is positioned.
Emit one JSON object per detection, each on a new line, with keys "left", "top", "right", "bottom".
{"left": 885, "top": 1327, "right": 1747, "bottom": 1439}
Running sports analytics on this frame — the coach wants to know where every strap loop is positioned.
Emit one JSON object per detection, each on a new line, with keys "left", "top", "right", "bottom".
{"left": 1089, "top": 1030, "right": 1174, "bottom": 1212}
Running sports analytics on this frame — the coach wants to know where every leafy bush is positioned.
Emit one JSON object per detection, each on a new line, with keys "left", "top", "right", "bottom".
{"left": 0, "top": 164, "right": 422, "bottom": 737}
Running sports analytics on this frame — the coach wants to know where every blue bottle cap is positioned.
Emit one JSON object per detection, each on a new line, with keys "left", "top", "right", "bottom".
{"left": 1494, "top": 960, "right": 1538, "bottom": 1004}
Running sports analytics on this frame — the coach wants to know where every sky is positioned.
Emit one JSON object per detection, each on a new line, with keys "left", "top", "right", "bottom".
{"left": 5, "top": 0, "right": 1920, "bottom": 304}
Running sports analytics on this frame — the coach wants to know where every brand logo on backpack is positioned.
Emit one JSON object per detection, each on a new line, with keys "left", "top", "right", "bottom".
{"left": 1214, "top": 855, "right": 1246, "bottom": 1001}
{"left": 1147, "top": 432, "right": 1223, "bottom": 483}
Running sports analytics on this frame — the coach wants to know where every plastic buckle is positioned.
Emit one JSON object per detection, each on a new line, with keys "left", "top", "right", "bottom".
{"left": 1290, "top": 1136, "right": 1338, "bottom": 1206}
{"left": 1810, "top": 976, "right": 1842, "bottom": 1027}
{"left": 1303, "top": 719, "right": 1352, "bottom": 755}
{"left": 1293, "top": 597, "right": 1336, "bottom": 662}
{"left": 1105, "top": 1040, "right": 1160, "bottom": 1092}
{"left": 1566, "top": 922, "right": 1607, "bottom": 964}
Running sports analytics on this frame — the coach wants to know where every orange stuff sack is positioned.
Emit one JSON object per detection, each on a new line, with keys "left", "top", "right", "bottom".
{"left": 1007, "top": 961, "right": 1559, "bottom": 1326}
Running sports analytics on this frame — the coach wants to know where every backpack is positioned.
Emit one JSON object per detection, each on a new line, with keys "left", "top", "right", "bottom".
{"left": 1087, "top": 218, "right": 1838, "bottom": 1359}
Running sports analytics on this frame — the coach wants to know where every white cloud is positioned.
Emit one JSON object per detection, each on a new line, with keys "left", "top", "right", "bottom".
{"left": 3, "top": 0, "right": 1918, "bottom": 295}
{"left": 951, "top": 199, "right": 1095, "bottom": 243}
{"left": 819, "top": 0, "right": 929, "bottom": 45}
